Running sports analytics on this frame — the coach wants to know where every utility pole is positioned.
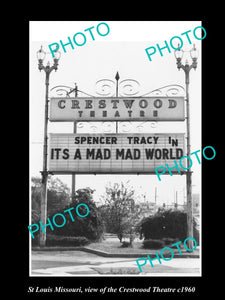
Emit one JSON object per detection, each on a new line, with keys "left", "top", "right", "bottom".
{"left": 175, "top": 190, "right": 178, "bottom": 209}
{"left": 155, "top": 187, "right": 157, "bottom": 204}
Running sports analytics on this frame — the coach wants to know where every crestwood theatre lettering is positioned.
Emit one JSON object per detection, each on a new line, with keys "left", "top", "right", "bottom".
{"left": 49, "top": 133, "right": 185, "bottom": 174}
{"left": 50, "top": 97, "right": 184, "bottom": 121}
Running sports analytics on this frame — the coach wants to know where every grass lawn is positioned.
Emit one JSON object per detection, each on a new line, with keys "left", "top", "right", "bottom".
{"left": 87, "top": 234, "right": 198, "bottom": 256}
{"left": 88, "top": 238, "right": 147, "bottom": 254}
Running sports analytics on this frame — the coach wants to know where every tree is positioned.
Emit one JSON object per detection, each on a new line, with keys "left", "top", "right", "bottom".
{"left": 47, "top": 177, "right": 70, "bottom": 216}
{"left": 31, "top": 176, "right": 71, "bottom": 222}
{"left": 48, "top": 188, "right": 104, "bottom": 242}
{"left": 31, "top": 177, "right": 42, "bottom": 223}
{"left": 99, "top": 181, "right": 141, "bottom": 245}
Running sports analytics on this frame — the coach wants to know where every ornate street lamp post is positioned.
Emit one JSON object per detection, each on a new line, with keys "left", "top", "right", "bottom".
{"left": 37, "top": 46, "right": 61, "bottom": 247}
{"left": 174, "top": 44, "right": 198, "bottom": 248}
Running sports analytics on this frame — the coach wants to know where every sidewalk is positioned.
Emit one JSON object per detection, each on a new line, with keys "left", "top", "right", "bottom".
{"left": 32, "top": 245, "right": 200, "bottom": 258}
{"left": 31, "top": 249, "right": 200, "bottom": 276}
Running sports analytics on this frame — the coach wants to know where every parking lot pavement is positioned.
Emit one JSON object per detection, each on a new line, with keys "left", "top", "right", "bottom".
{"left": 31, "top": 250, "right": 200, "bottom": 276}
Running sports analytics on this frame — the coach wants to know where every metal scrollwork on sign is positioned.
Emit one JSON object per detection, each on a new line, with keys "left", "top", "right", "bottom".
{"left": 141, "top": 84, "right": 185, "bottom": 97}
{"left": 95, "top": 78, "right": 140, "bottom": 97}
{"left": 118, "top": 122, "right": 158, "bottom": 133}
{"left": 76, "top": 122, "right": 116, "bottom": 133}
{"left": 136, "top": 122, "right": 146, "bottom": 133}
{"left": 102, "top": 122, "right": 115, "bottom": 133}
{"left": 95, "top": 79, "right": 115, "bottom": 97}
{"left": 50, "top": 85, "right": 95, "bottom": 98}
{"left": 119, "top": 79, "right": 140, "bottom": 96}
{"left": 90, "top": 124, "right": 98, "bottom": 133}
{"left": 77, "top": 122, "right": 85, "bottom": 130}
{"left": 120, "top": 122, "right": 133, "bottom": 133}
{"left": 50, "top": 85, "right": 75, "bottom": 97}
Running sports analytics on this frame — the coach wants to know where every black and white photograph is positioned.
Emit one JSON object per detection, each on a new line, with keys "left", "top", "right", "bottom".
{"left": 27, "top": 19, "right": 217, "bottom": 295}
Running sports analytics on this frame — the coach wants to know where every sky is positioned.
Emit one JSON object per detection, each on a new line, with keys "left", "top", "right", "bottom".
{"left": 29, "top": 20, "right": 202, "bottom": 206}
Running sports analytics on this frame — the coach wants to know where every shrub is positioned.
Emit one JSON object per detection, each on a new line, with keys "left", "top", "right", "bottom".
{"left": 142, "top": 239, "right": 165, "bottom": 249}
{"left": 140, "top": 209, "right": 199, "bottom": 244}
{"left": 162, "top": 237, "right": 179, "bottom": 245}
{"left": 46, "top": 235, "right": 90, "bottom": 247}
{"left": 31, "top": 233, "right": 40, "bottom": 247}
{"left": 120, "top": 241, "right": 131, "bottom": 248}
{"left": 47, "top": 188, "right": 104, "bottom": 242}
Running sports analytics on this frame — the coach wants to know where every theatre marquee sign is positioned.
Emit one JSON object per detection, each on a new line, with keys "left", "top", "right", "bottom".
{"left": 50, "top": 97, "right": 185, "bottom": 122}
{"left": 49, "top": 133, "right": 185, "bottom": 174}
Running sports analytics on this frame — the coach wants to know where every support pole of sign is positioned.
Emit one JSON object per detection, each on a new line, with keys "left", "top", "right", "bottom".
{"left": 72, "top": 83, "right": 78, "bottom": 201}
{"left": 174, "top": 45, "right": 198, "bottom": 249}
{"left": 185, "top": 69, "right": 194, "bottom": 248}
{"left": 115, "top": 72, "right": 120, "bottom": 133}
{"left": 40, "top": 71, "right": 50, "bottom": 248}
{"left": 36, "top": 46, "right": 60, "bottom": 247}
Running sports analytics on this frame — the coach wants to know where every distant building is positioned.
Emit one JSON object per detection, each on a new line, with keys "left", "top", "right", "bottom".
{"left": 160, "top": 193, "right": 199, "bottom": 215}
